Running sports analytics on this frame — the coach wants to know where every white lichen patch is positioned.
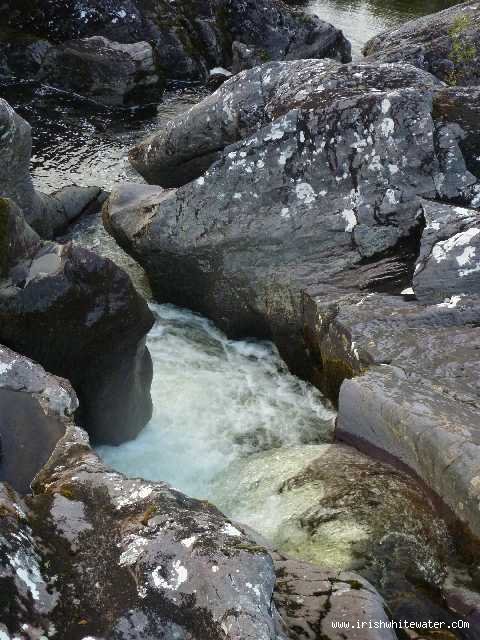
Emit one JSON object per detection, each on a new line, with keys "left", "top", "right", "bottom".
{"left": 432, "top": 228, "right": 480, "bottom": 263}
{"left": 181, "top": 536, "right": 197, "bottom": 548}
{"left": 221, "top": 523, "right": 242, "bottom": 537}
{"left": 152, "top": 560, "right": 188, "bottom": 591}
{"left": 295, "top": 182, "right": 316, "bottom": 205}
{"left": 341, "top": 209, "right": 357, "bottom": 233}
{"left": 119, "top": 535, "right": 150, "bottom": 566}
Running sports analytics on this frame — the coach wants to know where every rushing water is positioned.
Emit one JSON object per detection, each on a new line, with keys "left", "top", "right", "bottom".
{"left": 307, "top": 0, "right": 460, "bottom": 57}
{"left": 97, "top": 304, "right": 336, "bottom": 498}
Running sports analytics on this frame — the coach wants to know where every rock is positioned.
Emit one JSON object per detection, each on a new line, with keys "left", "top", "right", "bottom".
{"left": 0, "top": 344, "right": 77, "bottom": 493}
{"left": 303, "top": 289, "right": 480, "bottom": 541}
{"left": 0, "top": 0, "right": 351, "bottom": 100}
{"left": 0, "top": 198, "right": 40, "bottom": 278}
{"left": 0, "top": 195, "right": 154, "bottom": 445}
{"left": 413, "top": 200, "right": 480, "bottom": 304}
{"left": 0, "top": 98, "right": 105, "bottom": 239}
{"left": 110, "top": 60, "right": 476, "bottom": 346}
{"left": 0, "top": 423, "right": 287, "bottom": 639}
{"left": 210, "top": 443, "right": 458, "bottom": 621}
{"left": 0, "top": 96, "right": 41, "bottom": 220}
{"left": 434, "top": 86, "right": 480, "bottom": 179}
{"left": 39, "top": 36, "right": 160, "bottom": 106}
{"left": 207, "top": 66, "right": 233, "bottom": 90}
{"left": 363, "top": 1, "right": 480, "bottom": 86}
{"left": 273, "top": 557, "right": 397, "bottom": 640}
{"left": 129, "top": 58, "right": 443, "bottom": 188}
{"left": 232, "top": 40, "right": 264, "bottom": 74}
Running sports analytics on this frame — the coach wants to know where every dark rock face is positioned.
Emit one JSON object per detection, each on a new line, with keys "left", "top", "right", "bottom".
{"left": 0, "top": 98, "right": 105, "bottom": 239}
{"left": 108, "top": 60, "right": 476, "bottom": 340}
{"left": 39, "top": 36, "right": 159, "bottom": 106}
{"left": 0, "top": 0, "right": 351, "bottom": 102}
{"left": 0, "top": 190, "right": 153, "bottom": 444}
{"left": 0, "top": 424, "right": 287, "bottom": 640}
{"left": 0, "top": 345, "right": 77, "bottom": 493}
{"left": 0, "top": 233, "right": 154, "bottom": 444}
{"left": 363, "top": 1, "right": 480, "bottom": 86}
{"left": 434, "top": 86, "right": 480, "bottom": 180}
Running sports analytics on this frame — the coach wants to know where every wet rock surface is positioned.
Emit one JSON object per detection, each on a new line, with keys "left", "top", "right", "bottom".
{"left": 104, "top": 56, "right": 480, "bottom": 553}
{"left": 39, "top": 36, "right": 159, "bottom": 106}
{"left": 363, "top": 1, "right": 480, "bottom": 86}
{"left": 273, "top": 557, "right": 397, "bottom": 640}
{"left": 0, "top": 97, "right": 105, "bottom": 239}
{"left": 0, "top": 345, "right": 77, "bottom": 493}
{"left": 0, "top": 0, "right": 351, "bottom": 102}
{"left": 0, "top": 423, "right": 286, "bottom": 640}
{"left": 0, "top": 100, "right": 154, "bottom": 444}
{"left": 211, "top": 443, "right": 476, "bottom": 629}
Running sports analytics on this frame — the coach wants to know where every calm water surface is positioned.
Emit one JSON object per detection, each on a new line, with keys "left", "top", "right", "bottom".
{"left": 307, "top": 0, "right": 461, "bottom": 57}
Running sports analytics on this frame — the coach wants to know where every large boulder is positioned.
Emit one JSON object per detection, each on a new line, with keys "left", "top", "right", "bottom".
{"left": 0, "top": 196, "right": 154, "bottom": 444}
{"left": 0, "top": 97, "right": 105, "bottom": 239}
{"left": 107, "top": 60, "right": 476, "bottom": 355}
{"left": 38, "top": 36, "right": 159, "bottom": 106}
{"left": 0, "top": 0, "right": 351, "bottom": 102}
{"left": 0, "top": 344, "right": 77, "bottom": 493}
{"left": 129, "top": 58, "right": 442, "bottom": 187}
{"left": 363, "top": 1, "right": 480, "bottom": 86}
{"left": 0, "top": 424, "right": 285, "bottom": 639}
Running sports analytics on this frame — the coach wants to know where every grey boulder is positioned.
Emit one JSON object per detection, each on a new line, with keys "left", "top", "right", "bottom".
{"left": 39, "top": 36, "right": 160, "bottom": 106}
{"left": 0, "top": 423, "right": 286, "bottom": 640}
{"left": 363, "top": 0, "right": 480, "bottom": 86}
{"left": 413, "top": 200, "right": 480, "bottom": 304}
{"left": 0, "top": 344, "right": 77, "bottom": 493}
{"left": 0, "top": 195, "right": 154, "bottom": 445}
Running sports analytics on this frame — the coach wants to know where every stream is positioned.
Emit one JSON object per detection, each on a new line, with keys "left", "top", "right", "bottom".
{"left": 2, "top": 0, "right": 476, "bottom": 631}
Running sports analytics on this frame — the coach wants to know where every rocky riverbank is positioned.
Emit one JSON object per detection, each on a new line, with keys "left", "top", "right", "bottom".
{"left": 1, "top": 0, "right": 480, "bottom": 637}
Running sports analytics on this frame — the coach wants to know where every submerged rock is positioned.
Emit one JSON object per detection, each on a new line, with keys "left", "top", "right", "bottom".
{"left": 0, "top": 344, "right": 77, "bottom": 493}
{"left": 0, "top": 0, "right": 351, "bottom": 102}
{"left": 363, "top": 1, "right": 480, "bottom": 86}
{"left": 211, "top": 444, "right": 458, "bottom": 619}
{"left": 0, "top": 98, "right": 105, "bottom": 238}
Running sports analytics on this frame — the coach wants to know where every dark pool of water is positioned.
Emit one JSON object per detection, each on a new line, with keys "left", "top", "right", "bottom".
{"left": 0, "top": 77, "right": 206, "bottom": 194}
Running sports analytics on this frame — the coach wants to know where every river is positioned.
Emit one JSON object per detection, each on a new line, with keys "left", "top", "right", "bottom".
{"left": 1, "top": 0, "right": 474, "bottom": 630}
